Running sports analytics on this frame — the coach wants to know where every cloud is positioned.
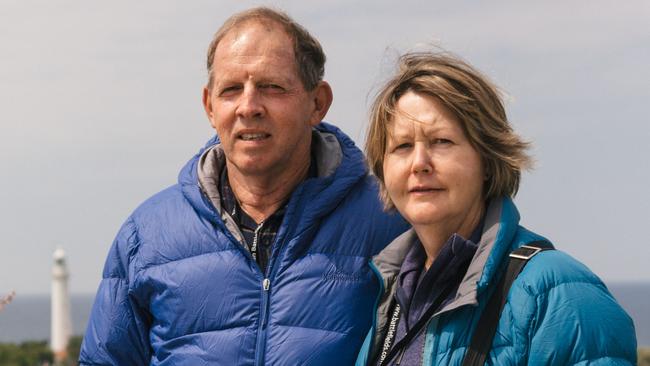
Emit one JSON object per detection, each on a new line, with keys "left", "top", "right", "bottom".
{"left": 1, "top": 0, "right": 648, "bottom": 293}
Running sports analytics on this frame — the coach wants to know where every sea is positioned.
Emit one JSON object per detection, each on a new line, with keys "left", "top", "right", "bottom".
{"left": 0, "top": 283, "right": 648, "bottom": 346}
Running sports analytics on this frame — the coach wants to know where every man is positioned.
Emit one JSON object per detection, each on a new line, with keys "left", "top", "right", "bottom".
{"left": 79, "top": 7, "right": 407, "bottom": 365}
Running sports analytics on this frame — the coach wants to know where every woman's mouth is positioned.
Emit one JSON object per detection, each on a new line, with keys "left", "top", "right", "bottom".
{"left": 409, "top": 187, "right": 443, "bottom": 193}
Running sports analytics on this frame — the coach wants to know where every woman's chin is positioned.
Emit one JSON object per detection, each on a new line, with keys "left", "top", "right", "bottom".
{"left": 396, "top": 201, "right": 444, "bottom": 225}
{"left": 402, "top": 211, "right": 445, "bottom": 228}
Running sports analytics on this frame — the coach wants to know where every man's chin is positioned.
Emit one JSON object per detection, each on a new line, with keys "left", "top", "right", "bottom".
{"left": 228, "top": 158, "right": 277, "bottom": 176}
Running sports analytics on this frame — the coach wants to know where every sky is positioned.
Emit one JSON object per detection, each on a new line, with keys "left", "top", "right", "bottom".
{"left": 1, "top": 0, "right": 649, "bottom": 295}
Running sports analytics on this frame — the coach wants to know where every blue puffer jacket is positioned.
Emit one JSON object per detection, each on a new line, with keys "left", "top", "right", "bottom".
{"left": 356, "top": 197, "right": 637, "bottom": 365}
{"left": 79, "top": 122, "right": 408, "bottom": 365}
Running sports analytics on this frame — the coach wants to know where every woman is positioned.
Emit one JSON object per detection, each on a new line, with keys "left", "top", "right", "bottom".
{"left": 356, "top": 52, "right": 637, "bottom": 365}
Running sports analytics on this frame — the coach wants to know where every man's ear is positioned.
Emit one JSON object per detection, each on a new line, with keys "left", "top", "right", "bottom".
{"left": 202, "top": 86, "right": 216, "bottom": 128}
{"left": 309, "top": 81, "right": 333, "bottom": 126}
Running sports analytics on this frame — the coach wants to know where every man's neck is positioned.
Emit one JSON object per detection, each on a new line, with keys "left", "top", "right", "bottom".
{"left": 226, "top": 158, "right": 311, "bottom": 224}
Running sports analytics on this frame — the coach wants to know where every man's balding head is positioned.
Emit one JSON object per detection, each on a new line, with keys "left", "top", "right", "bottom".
{"left": 206, "top": 7, "right": 326, "bottom": 91}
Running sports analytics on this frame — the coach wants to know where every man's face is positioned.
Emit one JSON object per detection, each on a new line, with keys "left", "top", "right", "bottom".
{"left": 203, "top": 21, "right": 329, "bottom": 179}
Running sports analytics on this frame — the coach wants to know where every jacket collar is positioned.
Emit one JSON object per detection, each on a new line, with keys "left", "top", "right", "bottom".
{"left": 178, "top": 122, "right": 367, "bottom": 237}
{"left": 372, "top": 197, "right": 521, "bottom": 314}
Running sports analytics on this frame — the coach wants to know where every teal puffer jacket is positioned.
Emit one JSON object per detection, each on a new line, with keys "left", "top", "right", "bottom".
{"left": 356, "top": 197, "right": 637, "bottom": 365}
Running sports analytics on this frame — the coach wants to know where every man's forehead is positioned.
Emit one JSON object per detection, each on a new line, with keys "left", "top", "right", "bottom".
{"left": 234, "top": 18, "right": 283, "bottom": 33}
{"left": 212, "top": 22, "right": 294, "bottom": 66}
{"left": 210, "top": 21, "right": 299, "bottom": 83}
{"left": 219, "top": 19, "right": 292, "bottom": 49}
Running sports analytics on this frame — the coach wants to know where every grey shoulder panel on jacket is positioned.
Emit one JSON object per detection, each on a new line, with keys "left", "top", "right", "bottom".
{"left": 371, "top": 228, "right": 417, "bottom": 283}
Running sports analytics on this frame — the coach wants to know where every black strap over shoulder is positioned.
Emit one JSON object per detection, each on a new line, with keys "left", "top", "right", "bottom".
{"left": 461, "top": 240, "right": 554, "bottom": 366}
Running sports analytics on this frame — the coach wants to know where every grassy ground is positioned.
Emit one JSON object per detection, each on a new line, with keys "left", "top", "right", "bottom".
{"left": 1, "top": 340, "right": 648, "bottom": 364}
{"left": 640, "top": 347, "right": 650, "bottom": 366}
{"left": 0, "top": 336, "right": 81, "bottom": 366}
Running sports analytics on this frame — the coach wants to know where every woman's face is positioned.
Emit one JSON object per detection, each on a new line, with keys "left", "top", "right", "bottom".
{"left": 383, "top": 91, "right": 485, "bottom": 237}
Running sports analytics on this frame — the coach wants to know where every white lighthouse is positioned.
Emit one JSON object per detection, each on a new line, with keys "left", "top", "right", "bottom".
{"left": 51, "top": 247, "right": 72, "bottom": 362}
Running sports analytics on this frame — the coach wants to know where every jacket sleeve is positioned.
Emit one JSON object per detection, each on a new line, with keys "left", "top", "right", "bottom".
{"left": 518, "top": 252, "right": 638, "bottom": 366}
{"left": 79, "top": 217, "right": 152, "bottom": 365}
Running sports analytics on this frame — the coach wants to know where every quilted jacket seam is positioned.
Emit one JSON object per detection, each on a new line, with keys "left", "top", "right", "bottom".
{"left": 523, "top": 278, "right": 604, "bottom": 298}
{"left": 137, "top": 247, "right": 241, "bottom": 273}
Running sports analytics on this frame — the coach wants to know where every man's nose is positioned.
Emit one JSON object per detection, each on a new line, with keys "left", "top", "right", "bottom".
{"left": 412, "top": 143, "right": 433, "bottom": 174}
{"left": 236, "top": 86, "right": 265, "bottom": 119}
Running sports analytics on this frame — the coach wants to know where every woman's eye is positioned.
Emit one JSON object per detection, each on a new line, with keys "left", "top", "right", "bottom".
{"left": 433, "top": 138, "right": 452, "bottom": 145}
{"left": 395, "top": 143, "right": 412, "bottom": 150}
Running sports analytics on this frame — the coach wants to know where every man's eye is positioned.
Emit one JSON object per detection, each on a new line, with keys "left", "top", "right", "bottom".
{"left": 260, "top": 84, "right": 285, "bottom": 93}
{"left": 433, "top": 138, "right": 452, "bottom": 145}
{"left": 219, "top": 86, "right": 242, "bottom": 96}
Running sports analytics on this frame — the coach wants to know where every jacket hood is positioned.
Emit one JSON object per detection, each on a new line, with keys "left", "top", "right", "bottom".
{"left": 178, "top": 122, "right": 368, "bottom": 236}
{"left": 372, "top": 197, "right": 547, "bottom": 314}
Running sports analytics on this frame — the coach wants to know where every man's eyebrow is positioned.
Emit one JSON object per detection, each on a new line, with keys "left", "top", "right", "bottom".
{"left": 256, "top": 75, "right": 294, "bottom": 84}
{"left": 212, "top": 78, "right": 233, "bottom": 85}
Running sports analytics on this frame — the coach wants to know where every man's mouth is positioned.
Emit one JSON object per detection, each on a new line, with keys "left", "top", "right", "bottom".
{"left": 239, "top": 133, "right": 270, "bottom": 141}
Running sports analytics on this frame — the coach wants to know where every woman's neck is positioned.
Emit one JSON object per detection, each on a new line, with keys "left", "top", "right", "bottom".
{"left": 414, "top": 203, "right": 485, "bottom": 269}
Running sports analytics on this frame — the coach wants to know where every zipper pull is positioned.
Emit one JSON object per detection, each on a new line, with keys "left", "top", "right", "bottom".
{"left": 263, "top": 278, "right": 271, "bottom": 291}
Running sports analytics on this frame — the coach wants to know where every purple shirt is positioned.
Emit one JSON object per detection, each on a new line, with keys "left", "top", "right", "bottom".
{"left": 382, "top": 224, "right": 481, "bottom": 366}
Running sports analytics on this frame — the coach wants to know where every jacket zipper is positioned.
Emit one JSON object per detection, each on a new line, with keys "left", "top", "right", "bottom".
{"left": 199, "top": 182, "right": 307, "bottom": 365}
{"left": 198, "top": 185, "right": 271, "bottom": 364}
{"left": 254, "top": 228, "right": 286, "bottom": 366}
{"left": 255, "top": 278, "right": 271, "bottom": 365}
{"left": 364, "top": 260, "right": 385, "bottom": 365}
{"left": 252, "top": 186, "right": 304, "bottom": 365}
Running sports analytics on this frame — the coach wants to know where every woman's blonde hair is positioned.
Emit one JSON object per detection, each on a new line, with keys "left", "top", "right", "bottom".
{"left": 366, "top": 52, "right": 532, "bottom": 210}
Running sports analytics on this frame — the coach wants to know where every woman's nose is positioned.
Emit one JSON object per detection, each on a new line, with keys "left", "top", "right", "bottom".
{"left": 412, "top": 144, "right": 433, "bottom": 174}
